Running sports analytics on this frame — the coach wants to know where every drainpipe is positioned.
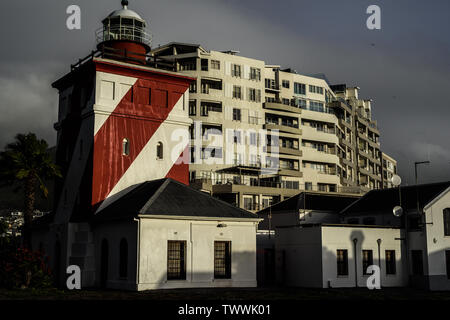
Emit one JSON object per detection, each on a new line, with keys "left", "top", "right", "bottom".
{"left": 134, "top": 217, "right": 140, "bottom": 291}
{"left": 377, "top": 238, "right": 382, "bottom": 288}
{"left": 353, "top": 238, "right": 358, "bottom": 288}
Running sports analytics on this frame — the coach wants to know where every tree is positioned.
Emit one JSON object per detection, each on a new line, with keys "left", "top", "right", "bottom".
{"left": 0, "top": 133, "right": 61, "bottom": 247}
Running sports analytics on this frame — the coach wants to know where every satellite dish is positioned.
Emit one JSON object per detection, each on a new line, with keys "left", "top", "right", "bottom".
{"left": 393, "top": 206, "right": 403, "bottom": 217}
{"left": 391, "top": 175, "right": 402, "bottom": 186}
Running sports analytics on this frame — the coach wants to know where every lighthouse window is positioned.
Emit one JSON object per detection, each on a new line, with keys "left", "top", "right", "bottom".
{"left": 122, "top": 139, "right": 130, "bottom": 156}
{"left": 157, "top": 142, "right": 163, "bottom": 160}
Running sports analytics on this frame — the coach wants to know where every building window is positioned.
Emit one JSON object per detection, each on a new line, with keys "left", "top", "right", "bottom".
{"left": 214, "top": 241, "right": 231, "bottom": 279}
{"left": 157, "top": 142, "right": 163, "bottom": 160}
{"left": 122, "top": 138, "right": 130, "bottom": 156}
{"left": 294, "top": 82, "right": 306, "bottom": 95}
{"left": 362, "top": 250, "right": 373, "bottom": 275}
{"left": 282, "top": 80, "right": 289, "bottom": 88}
{"left": 305, "top": 182, "right": 312, "bottom": 190}
{"left": 167, "top": 241, "right": 186, "bottom": 280}
{"left": 201, "top": 59, "right": 208, "bottom": 71}
{"left": 232, "top": 108, "right": 241, "bottom": 121}
{"left": 232, "top": 85, "right": 242, "bottom": 99}
{"left": 248, "top": 88, "right": 261, "bottom": 102}
{"left": 231, "top": 64, "right": 241, "bottom": 78}
{"left": 385, "top": 250, "right": 396, "bottom": 275}
{"left": 411, "top": 250, "right": 424, "bottom": 275}
{"left": 444, "top": 208, "right": 450, "bottom": 236}
{"left": 446, "top": 250, "right": 450, "bottom": 279}
{"left": 211, "top": 60, "right": 220, "bottom": 70}
{"left": 250, "top": 67, "right": 261, "bottom": 81}
{"left": 189, "top": 81, "right": 197, "bottom": 93}
{"left": 337, "top": 249, "right": 348, "bottom": 276}
{"left": 119, "top": 238, "right": 128, "bottom": 279}
{"left": 189, "top": 100, "right": 196, "bottom": 116}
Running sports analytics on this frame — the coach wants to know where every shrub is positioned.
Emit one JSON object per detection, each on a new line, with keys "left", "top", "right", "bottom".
{"left": 0, "top": 240, "right": 53, "bottom": 289}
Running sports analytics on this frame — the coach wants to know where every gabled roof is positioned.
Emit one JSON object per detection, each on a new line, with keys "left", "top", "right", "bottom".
{"left": 95, "top": 178, "right": 258, "bottom": 221}
{"left": 257, "top": 192, "right": 361, "bottom": 215}
{"left": 341, "top": 181, "right": 450, "bottom": 215}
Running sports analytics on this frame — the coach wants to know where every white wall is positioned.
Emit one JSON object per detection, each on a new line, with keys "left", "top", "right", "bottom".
{"left": 322, "top": 226, "right": 406, "bottom": 288}
{"left": 137, "top": 217, "right": 258, "bottom": 290}
{"left": 424, "top": 188, "right": 450, "bottom": 290}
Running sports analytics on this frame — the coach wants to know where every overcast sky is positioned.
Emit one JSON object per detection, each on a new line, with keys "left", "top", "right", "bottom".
{"left": 0, "top": 0, "right": 449, "bottom": 185}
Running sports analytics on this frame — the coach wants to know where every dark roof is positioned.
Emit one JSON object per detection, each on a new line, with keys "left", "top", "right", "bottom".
{"left": 95, "top": 178, "right": 258, "bottom": 221}
{"left": 341, "top": 181, "right": 450, "bottom": 215}
{"left": 257, "top": 192, "right": 361, "bottom": 215}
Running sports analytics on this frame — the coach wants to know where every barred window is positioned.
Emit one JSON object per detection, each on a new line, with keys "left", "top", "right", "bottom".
{"left": 214, "top": 241, "right": 231, "bottom": 279}
{"left": 362, "top": 250, "right": 373, "bottom": 275}
{"left": 336, "top": 249, "right": 348, "bottom": 276}
{"left": 385, "top": 250, "right": 396, "bottom": 275}
{"left": 167, "top": 241, "right": 186, "bottom": 280}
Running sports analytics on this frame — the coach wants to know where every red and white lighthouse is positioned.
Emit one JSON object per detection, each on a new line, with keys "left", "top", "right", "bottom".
{"left": 52, "top": 0, "right": 194, "bottom": 224}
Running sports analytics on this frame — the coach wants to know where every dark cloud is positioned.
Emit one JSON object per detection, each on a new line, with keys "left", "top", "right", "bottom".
{"left": 0, "top": 0, "right": 449, "bottom": 184}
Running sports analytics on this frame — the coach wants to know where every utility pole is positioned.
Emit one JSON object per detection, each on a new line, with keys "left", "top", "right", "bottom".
{"left": 414, "top": 161, "right": 430, "bottom": 214}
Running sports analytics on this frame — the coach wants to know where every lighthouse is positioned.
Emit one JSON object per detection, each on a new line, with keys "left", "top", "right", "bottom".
{"left": 39, "top": 1, "right": 194, "bottom": 286}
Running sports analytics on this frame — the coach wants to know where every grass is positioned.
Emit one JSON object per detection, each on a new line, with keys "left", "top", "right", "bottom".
{"left": 1, "top": 286, "right": 450, "bottom": 300}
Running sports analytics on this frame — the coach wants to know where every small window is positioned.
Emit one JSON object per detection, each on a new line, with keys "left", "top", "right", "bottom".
{"left": 232, "top": 108, "right": 241, "bottom": 121}
{"left": 122, "top": 138, "right": 130, "bottom": 156}
{"left": 282, "top": 80, "right": 290, "bottom": 88}
{"left": 211, "top": 60, "right": 220, "bottom": 70}
{"left": 214, "top": 241, "right": 231, "bottom": 279}
{"left": 444, "top": 208, "right": 450, "bottom": 236}
{"left": 189, "top": 100, "right": 196, "bottom": 116}
{"left": 167, "top": 241, "right": 186, "bottom": 280}
{"left": 337, "top": 249, "right": 348, "bottom": 276}
{"left": 157, "top": 142, "right": 163, "bottom": 159}
{"left": 362, "top": 250, "right": 373, "bottom": 275}
{"left": 119, "top": 238, "right": 128, "bottom": 279}
{"left": 385, "top": 250, "right": 396, "bottom": 275}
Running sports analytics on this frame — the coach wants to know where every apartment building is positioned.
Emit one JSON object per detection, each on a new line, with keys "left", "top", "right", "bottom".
{"left": 151, "top": 43, "right": 394, "bottom": 211}
{"left": 330, "top": 85, "right": 383, "bottom": 192}
{"left": 381, "top": 152, "right": 398, "bottom": 188}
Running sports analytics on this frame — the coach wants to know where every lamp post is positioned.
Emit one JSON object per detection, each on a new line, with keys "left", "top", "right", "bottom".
{"left": 391, "top": 174, "right": 410, "bottom": 286}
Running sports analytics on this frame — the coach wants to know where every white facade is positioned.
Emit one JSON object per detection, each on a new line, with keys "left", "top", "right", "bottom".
{"left": 422, "top": 186, "right": 450, "bottom": 290}
{"left": 275, "top": 225, "right": 407, "bottom": 288}
{"left": 90, "top": 216, "right": 259, "bottom": 291}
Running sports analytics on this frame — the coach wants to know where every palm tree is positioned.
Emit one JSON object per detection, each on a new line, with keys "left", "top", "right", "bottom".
{"left": 0, "top": 133, "right": 61, "bottom": 247}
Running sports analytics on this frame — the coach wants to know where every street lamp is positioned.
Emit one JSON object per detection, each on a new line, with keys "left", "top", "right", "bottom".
{"left": 391, "top": 174, "right": 410, "bottom": 286}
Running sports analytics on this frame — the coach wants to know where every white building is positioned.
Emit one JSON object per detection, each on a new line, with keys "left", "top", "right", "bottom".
{"left": 260, "top": 181, "right": 450, "bottom": 290}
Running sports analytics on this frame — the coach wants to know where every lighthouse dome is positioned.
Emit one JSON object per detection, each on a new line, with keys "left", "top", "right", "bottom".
{"left": 106, "top": 8, "right": 143, "bottom": 21}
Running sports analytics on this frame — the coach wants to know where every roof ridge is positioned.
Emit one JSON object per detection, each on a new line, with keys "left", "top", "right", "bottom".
{"left": 140, "top": 178, "right": 171, "bottom": 213}
{"left": 165, "top": 178, "right": 257, "bottom": 217}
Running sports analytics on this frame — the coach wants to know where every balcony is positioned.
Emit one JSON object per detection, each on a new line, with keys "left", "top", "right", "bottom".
{"left": 264, "top": 122, "right": 301, "bottom": 135}
{"left": 263, "top": 101, "right": 302, "bottom": 114}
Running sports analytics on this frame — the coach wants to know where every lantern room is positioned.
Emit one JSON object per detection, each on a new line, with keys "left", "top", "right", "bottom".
{"left": 96, "top": 0, "right": 152, "bottom": 64}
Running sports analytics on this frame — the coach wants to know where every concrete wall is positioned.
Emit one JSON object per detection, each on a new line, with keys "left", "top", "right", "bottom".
{"left": 424, "top": 188, "right": 450, "bottom": 290}
{"left": 137, "top": 217, "right": 258, "bottom": 290}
